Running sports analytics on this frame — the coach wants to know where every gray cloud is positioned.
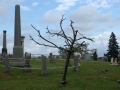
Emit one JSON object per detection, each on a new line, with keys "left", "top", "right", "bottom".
{"left": 69, "top": 5, "right": 111, "bottom": 31}
{"left": 107, "top": 16, "right": 120, "bottom": 28}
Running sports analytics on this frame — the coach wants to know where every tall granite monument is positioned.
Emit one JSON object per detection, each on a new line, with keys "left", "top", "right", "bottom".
{"left": 2, "top": 30, "right": 7, "bottom": 54}
{"left": 13, "top": 4, "right": 23, "bottom": 58}
{"left": 10, "top": 5, "right": 25, "bottom": 67}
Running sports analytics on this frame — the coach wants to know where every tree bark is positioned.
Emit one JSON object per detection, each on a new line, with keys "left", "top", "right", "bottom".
{"left": 61, "top": 52, "right": 72, "bottom": 85}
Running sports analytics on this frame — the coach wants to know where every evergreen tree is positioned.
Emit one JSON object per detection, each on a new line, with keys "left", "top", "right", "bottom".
{"left": 93, "top": 51, "right": 97, "bottom": 60}
{"left": 107, "top": 32, "right": 119, "bottom": 61}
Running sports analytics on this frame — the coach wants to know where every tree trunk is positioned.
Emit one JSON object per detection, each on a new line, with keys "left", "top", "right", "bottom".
{"left": 61, "top": 52, "right": 71, "bottom": 85}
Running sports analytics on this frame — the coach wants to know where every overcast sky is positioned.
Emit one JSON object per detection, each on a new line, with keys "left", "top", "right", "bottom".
{"left": 0, "top": 0, "right": 120, "bottom": 57}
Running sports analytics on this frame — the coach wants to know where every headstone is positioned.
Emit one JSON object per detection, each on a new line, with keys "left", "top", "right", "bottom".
{"left": 74, "top": 52, "right": 81, "bottom": 71}
{"left": 10, "top": 4, "right": 25, "bottom": 67}
{"left": 49, "top": 53, "right": 54, "bottom": 63}
{"left": 3, "top": 52, "right": 10, "bottom": 73}
{"left": 2, "top": 30, "right": 7, "bottom": 54}
{"left": 83, "top": 54, "right": 92, "bottom": 60}
{"left": 111, "top": 57, "right": 114, "bottom": 63}
{"left": 115, "top": 58, "right": 118, "bottom": 64}
{"left": 41, "top": 55, "right": 47, "bottom": 75}
{"left": 23, "top": 52, "right": 31, "bottom": 72}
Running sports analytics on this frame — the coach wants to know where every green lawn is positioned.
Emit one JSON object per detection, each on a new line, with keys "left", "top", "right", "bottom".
{"left": 0, "top": 59, "right": 120, "bottom": 90}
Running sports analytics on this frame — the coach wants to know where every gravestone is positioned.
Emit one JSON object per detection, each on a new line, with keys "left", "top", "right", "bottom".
{"left": 49, "top": 53, "right": 54, "bottom": 63}
{"left": 2, "top": 30, "right": 7, "bottom": 54}
{"left": 111, "top": 57, "right": 114, "bottom": 64}
{"left": 10, "top": 4, "right": 25, "bottom": 67}
{"left": 41, "top": 55, "right": 47, "bottom": 75}
{"left": 23, "top": 52, "right": 31, "bottom": 72}
{"left": 83, "top": 54, "right": 92, "bottom": 60}
{"left": 3, "top": 52, "right": 10, "bottom": 73}
{"left": 74, "top": 52, "right": 81, "bottom": 71}
{"left": 115, "top": 58, "right": 118, "bottom": 64}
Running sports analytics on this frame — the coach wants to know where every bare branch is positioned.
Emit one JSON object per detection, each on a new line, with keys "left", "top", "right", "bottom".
{"left": 29, "top": 35, "right": 56, "bottom": 48}
{"left": 31, "top": 25, "right": 63, "bottom": 50}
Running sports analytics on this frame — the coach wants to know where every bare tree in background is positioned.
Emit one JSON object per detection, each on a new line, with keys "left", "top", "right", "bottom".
{"left": 30, "top": 15, "right": 94, "bottom": 86}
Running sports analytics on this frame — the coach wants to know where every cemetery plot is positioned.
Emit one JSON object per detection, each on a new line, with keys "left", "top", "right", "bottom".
{"left": 0, "top": 60, "right": 120, "bottom": 90}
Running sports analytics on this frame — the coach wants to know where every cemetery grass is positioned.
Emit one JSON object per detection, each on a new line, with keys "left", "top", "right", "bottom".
{"left": 0, "top": 59, "right": 120, "bottom": 90}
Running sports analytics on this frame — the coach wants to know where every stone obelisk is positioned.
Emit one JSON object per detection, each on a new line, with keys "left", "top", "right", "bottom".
{"left": 2, "top": 30, "right": 7, "bottom": 54}
{"left": 13, "top": 4, "right": 23, "bottom": 58}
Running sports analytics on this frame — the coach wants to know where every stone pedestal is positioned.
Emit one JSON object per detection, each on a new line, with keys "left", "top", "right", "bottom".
{"left": 13, "top": 46, "right": 23, "bottom": 58}
{"left": 9, "top": 60, "right": 25, "bottom": 67}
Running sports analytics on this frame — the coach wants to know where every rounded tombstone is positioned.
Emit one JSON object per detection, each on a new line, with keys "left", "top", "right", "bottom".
{"left": 74, "top": 52, "right": 81, "bottom": 59}
{"left": 25, "top": 52, "right": 31, "bottom": 59}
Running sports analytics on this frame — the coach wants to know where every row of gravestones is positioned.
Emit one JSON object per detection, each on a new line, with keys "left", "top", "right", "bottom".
{"left": 0, "top": 52, "right": 47, "bottom": 75}
{"left": 103, "top": 55, "right": 120, "bottom": 65}
{"left": 0, "top": 52, "right": 31, "bottom": 72}
{"left": 0, "top": 52, "right": 81, "bottom": 74}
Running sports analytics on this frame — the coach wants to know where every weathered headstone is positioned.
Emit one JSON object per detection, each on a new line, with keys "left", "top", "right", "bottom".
{"left": 2, "top": 30, "right": 7, "bottom": 54}
{"left": 74, "top": 52, "right": 81, "bottom": 71}
{"left": 83, "top": 54, "right": 92, "bottom": 60}
{"left": 41, "top": 55, "right": 47, "bottom": 75}
{"left": 49, "top": 53, "right": 54, "bottom": 63}
{"left": 3, "top": 52, "right": 10, "bottom": 73}
{"left": 115, "top": 58, "right": 118, "bottom": 64}
{"left": 111, "top": 57, "right": 114, "bottom": 64}
{"left": 10, "top": 5, "right": 25, "bottom": 67}
{"left": 23, "top": 52, "right": 31, "bottom": 72}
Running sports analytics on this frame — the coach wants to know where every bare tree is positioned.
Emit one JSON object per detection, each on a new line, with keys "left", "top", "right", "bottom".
{"left": 30, "top": 15, "right": 94, "bottom": 86}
